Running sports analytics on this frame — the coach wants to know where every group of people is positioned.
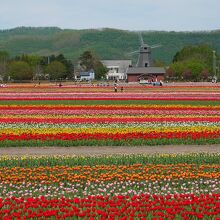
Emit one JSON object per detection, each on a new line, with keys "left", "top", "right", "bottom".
{"left": 0, "top": 83, "right": 7, "bottom": 87}
{"left": 114, "top": 86, "right": 123, "bottom": 92}
{"left": 113, "top": 79, "right": 124, "bottom": 92}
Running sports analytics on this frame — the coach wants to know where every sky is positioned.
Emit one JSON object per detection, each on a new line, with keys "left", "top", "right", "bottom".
{"left": 0, "top": 0, "right": 220, "bottom": 31}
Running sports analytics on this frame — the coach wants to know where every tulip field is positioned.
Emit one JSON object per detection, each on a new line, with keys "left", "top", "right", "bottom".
{"left": 0, "top": 84, "right": 220, "bottom": 147}
{"left": 0, "top": 154, "right": 220, "bottom": 219}
{"left": 0, "top": 83, "right": 220, "bottom": 219}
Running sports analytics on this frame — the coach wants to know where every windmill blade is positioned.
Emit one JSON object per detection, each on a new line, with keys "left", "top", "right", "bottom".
{"left": 127, "top": 50, "right": 139, "bottom": 55}
{"left": 150, "top": 44, "right": 162, "bottom": 49}
{"left": 139, "top": 32, "right": 144, "bottom": 45}
{"left": 136, "top": 52, "right": 141, "bottom": 67}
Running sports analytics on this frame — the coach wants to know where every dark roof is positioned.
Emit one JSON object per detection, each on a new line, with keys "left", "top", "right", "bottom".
{"left": 126, "top": 67, "right": 165, "bottom": 75}
{"left": 80, "top": 72, "right": 93, "bottom": 76}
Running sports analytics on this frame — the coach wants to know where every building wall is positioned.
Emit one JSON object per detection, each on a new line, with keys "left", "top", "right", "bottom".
{"left": 80, "top": 72, "right": 95, "bottom": 81}
{"left": 102, "top": 60, "right": 131, "bottom": 80}
{"left": 127, "top": 74, "right": 164, "bottom": 83}
{"left": 107, "top": 72, "right": 125, "bottom": 80}
{"left": 127, "top": 74, "right": 139, "bottom": 82}
{"left": 156, "top": 75, "right": 164, "bottom": 81}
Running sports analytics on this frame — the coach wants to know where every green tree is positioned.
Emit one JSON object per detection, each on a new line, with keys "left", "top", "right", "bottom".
{"left": 201, "top": 69, "right": 210, "bottom": 81}
{"left": 165, "top": 67, "right": 175, "bottom": 80}
{"left": 79, "top": 50, "right": 107, "bottom": 79}
{"left": 0, "top": 51, "right": 9, "bottom": 81}
{"left": 56, "top": 54, "right": 74, "bottom": 78}
{"left": 154, "top": 59, "right": 166, "bottom": 67}
{"left": 79, "top": 51, "right": 96, "bottom": 71}
{"left": 185, "top": 59, "right": 208, "bottom": 81}
{"left": 94, "top": 60, "right": 108, "bottom": 80}
{"left": 0, "top": 51, "right": 9, "bottom": 61}
{"left": 20, "top": 54, "right": 42, "bottom": 67}
{"left": 20, "top": 54, "right": 44, "bottom": 80}
{"left": 8, "top": 61, "right": 33, "bottom": 81}
{"left": 170, "top": 59, "right": 209, "bottom": 81}
{"left": 41, "top": 54, "right": 74, "bottom": 79}
{"left": 182, "top": 68, "right": 192, "bottom": 81}
{"left": 169, "top": 62, "right": 185, "bottom": 80}
{"left": 173, "top": 44, "right": 214, "bottom": 70}
{"left": 171, "top": 44, "right": 213, "bottom": 81}
{"left": 45, "top": 61, "right": 66, "bottom": 80}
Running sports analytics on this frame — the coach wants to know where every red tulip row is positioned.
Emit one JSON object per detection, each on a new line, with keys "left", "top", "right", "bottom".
{"left": 1, "top": 131, "right": 220, "bottom": 141}
{"left": 1, "top": 194, "right": 219, "bottom": 219}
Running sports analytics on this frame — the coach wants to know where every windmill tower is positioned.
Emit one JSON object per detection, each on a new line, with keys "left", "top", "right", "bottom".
{"left": 130, "top": 33, "right": 161, "bottom": 68}
{"left": 126, "top": 33, "right": 165, "bottom": 83}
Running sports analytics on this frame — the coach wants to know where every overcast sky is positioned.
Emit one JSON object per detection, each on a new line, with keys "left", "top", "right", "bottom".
{"left": 1, "top": 0, "right": 219, "bottom": 31}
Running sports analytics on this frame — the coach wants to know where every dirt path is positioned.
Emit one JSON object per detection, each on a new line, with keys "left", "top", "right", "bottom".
{"left": 0, "top": 145, "right": 219, "bottom": 156}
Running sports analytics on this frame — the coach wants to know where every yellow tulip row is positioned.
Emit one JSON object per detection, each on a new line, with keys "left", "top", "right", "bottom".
{"left": 0, "top": 126, "right": 219, "bottom": 135}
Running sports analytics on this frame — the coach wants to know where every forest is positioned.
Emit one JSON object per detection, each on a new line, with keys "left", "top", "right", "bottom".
{"left": 0, "top": 27, "right": 220, "bottom": 82}
{"left": 0, "top": 27, "right": 220, "bottom": 64}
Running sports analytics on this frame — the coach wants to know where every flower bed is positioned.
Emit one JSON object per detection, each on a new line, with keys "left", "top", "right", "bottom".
{"left": 0, "top": 102, "right": 219, "bottom": 146}
{"left": 0, "top": 154, "right": 219, "bottom": 219}
{"left": 1, "top": 84, "right": 220, "bottom": 101}
{"left": 0, "top": 85, "right": 219, "bottom": 219}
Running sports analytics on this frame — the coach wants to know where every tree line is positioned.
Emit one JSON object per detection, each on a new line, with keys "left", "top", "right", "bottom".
{"left": 0, "top": 51, "right": 107, "bottom": 82}
{"left": 0, "top": 44, "right": 219, "bottom": 82}
{"left": 165, "top": 44, "right": 219, "bottom": 81}
{"left": 1, "top": 27, "right": 220, "bottom": 64}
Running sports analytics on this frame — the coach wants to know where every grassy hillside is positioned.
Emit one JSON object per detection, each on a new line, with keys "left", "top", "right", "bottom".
{"left": 0, "top": 27, "right": 220, "bottom": 64}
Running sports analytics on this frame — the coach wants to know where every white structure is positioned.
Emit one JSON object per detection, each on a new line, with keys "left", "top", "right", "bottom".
{"left": 102, "top": 60, "right": 132, "bottom": 80}
{"left": 79, "top": 71, "right": 95, "bottom": 81}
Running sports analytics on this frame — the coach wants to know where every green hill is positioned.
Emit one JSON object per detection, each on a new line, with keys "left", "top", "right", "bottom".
{"left": 0, "top": 27, "right": 220, "bottom": 64}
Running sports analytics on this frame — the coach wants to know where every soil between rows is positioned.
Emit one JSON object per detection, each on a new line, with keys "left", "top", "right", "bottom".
{"left": 0, "top": 145, "right": 219, "bottom": 156}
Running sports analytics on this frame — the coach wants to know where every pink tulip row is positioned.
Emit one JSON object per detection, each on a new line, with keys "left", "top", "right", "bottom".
{"left": 0, "top": 92, "right": 220, "bottom": 100}
{"left": 1, "top": 116, "right": 220, "bottom": 124}
{"left": 0, "top": 109, "right": 219, "bottom": 115}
